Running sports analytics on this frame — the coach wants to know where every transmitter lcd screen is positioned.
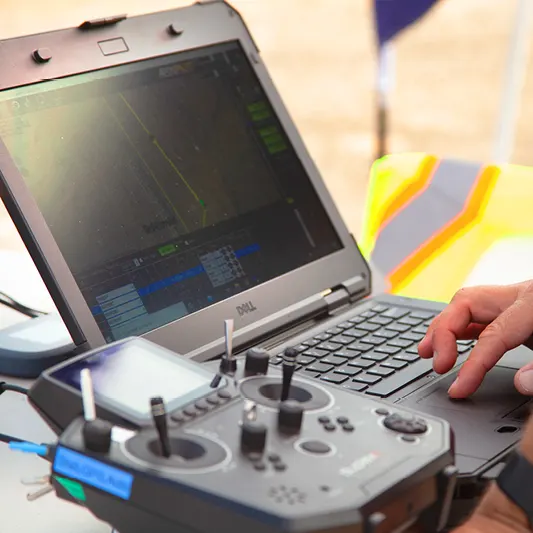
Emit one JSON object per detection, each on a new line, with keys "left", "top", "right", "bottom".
{"left": 49, "top": 339, "right": 218, "bottom": 419}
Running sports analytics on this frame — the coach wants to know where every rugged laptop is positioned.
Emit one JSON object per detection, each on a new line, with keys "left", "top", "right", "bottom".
{"left": 0, "top": 1, "right": 530, "bottom": 489}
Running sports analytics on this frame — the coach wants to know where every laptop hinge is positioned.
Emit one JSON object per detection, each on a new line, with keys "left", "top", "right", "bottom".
{"left": 79, "top": 15, "right": 128, "bottom": 30}
{"left": 323, "top": 275, "right": 368, "bottom": 314}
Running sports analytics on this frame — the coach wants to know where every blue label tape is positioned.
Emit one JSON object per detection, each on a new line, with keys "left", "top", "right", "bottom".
{"left": 54, "top": 446, "right": 133, "bottom": 500}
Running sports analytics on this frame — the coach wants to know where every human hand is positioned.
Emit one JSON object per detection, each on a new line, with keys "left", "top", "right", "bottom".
{"left": 418, "top": 281, "right": 533, "bottom": 398}
{"left": 451, "top": 410, "right": 533, "bottom": 533}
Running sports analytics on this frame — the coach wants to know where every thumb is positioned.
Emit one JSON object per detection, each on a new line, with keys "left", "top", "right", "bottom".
{"left": 515, "top": 361, "right": 533, "bottom": 395}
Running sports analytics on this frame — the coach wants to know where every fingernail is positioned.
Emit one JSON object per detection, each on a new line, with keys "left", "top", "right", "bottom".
{"left": 448, "top": 377, "right": 459, "bottom": 395}
{"left": 519, "top": 370, "right": 533, "bottom": 394}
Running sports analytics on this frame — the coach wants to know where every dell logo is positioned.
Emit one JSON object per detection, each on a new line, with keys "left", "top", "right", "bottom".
{"left": 236, "top": 301, "right": 257, "bottom": 317}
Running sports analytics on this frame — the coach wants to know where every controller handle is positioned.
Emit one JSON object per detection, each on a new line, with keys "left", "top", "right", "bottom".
{"left": 281, "top": 347, "right": 298, "bottom": 402}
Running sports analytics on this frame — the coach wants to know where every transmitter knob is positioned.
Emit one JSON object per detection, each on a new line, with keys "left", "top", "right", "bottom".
{"left": 244, "top": 347, "right": 270, "bottom": 376}
{"left": 82, "top": 419, "right": 113, "bottom": 454}
{"left": 278, "top": 400, "right": 304, "bottom": 436}
{"left": 241, "top": 421, "right": 267, "bottom": 455}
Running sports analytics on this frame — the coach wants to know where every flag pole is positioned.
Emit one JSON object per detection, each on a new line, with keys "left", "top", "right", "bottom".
{"left": 375, "top": 41, "right": 394, "bottom": 160}
{"left": 492, "top": 0, "right": 533, "bottom": 164}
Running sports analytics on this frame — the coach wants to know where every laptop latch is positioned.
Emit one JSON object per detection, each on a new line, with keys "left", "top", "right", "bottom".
{"left": 79, "top": 15, "right": 127, "bottom": 30}
{"left": 323, "top": 275, "right": 367, "bottom": 314}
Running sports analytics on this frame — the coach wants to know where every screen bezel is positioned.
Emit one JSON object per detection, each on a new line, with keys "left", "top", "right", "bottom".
{"left": 0, "top": 1, "right": 371, "bottom": 359}
{"left": 47, "top": 337, "right": 224, "bottom": 423}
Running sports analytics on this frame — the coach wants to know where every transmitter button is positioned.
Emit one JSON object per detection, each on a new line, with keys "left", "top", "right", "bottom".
{"left": 206, "top": 394, "right": 220, "bottom": 406}
{"left": 383, "top": 413, "right": 428, "bottom": 434}
{"left": 170, "top": 412, "right": 186, "bottom": 423}
{"left": 183, "top": 407, "right": 197, "bottom": 417}
{"left": 300, "top": 440, "right": 332, "bottom": 455}
{"left": 194, "top": 400, "right": 209, "bottom": 411}
{"left": 218, "top": 389, "right": 232, "bottom": 400}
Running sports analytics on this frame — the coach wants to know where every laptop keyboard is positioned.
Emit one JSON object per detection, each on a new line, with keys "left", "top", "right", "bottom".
{"left": 269, "top": 303, "right": 474, "bottom": 398}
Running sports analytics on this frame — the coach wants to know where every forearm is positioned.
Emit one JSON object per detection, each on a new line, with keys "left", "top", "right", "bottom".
{"left": 451, "top": 485, "right": 531, "bottom": 533}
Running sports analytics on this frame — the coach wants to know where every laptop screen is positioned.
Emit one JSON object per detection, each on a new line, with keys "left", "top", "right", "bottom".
{"left": 0, "top": 41, "right": 343, "bottom": 342}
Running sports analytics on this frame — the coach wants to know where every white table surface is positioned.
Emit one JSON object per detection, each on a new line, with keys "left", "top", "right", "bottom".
{"left": 0, "top": 250, "right": 111, "bottom": 533}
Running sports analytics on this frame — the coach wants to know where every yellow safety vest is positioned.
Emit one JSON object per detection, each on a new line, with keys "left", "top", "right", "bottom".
{"left": 360, "top": 153, "right": 533, "bottom": 303}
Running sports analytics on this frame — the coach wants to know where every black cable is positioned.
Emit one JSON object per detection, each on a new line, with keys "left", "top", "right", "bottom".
{"left": 0, "top": 382, "right": 29, "bottom": 396}
{"left": 0, "top": 291, "right": 47, "bottom": 318}
{"left": 0, "top": 432, "right": 25, "bottom": 444}
{"left": 0, "top": 383, "right": 30, "bottom": 444}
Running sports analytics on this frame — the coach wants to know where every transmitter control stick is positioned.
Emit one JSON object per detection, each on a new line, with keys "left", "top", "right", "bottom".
{"left": 280, "top": 347, "right": 298, "bottom": 402}
{"left": 211, "top": 318, "right": 237, "bottom": 388}
{"left": 150, "top": 396, "right": 171, "bottom": 459}
{"left": 80, "top": 368, "right": 112, "bottom": 454}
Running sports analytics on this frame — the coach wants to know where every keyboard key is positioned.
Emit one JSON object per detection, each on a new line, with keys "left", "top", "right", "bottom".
{"left": 343, "top": 328, "right": 368, "bottom": 339}
{"left": 365, "top": 359, "right": 433, "bottom": 397}
{"left": 382, "top": 307, "right": 410, "bottom": 319}
{"left": 374, "top": 329, "right": 398, "bottom": 340}
{"left": 295, "top": 344, "right": 309, "bottom": 352}
{"left": 297, "top": 355, "right": 316, "bottom": 366}
{"left": 458, "top": 344, "right": 472, "bottom": 354}
{"left": 413, "top": 325, "right": 429, "bottom": 335}
{"left": 314, "top": 332, "right": 332, "bottom": 342}
{"left": 331, "top": 334, "right": 355, "bottom": 346}
{"left": 343, "top": 382, "right": 368, "bottom": 392}
{"left": 327, "top": 327, "right": 344, "bottom": 336}
{"left": 372, "top": 304, "right": 389, "bottom": 313}
{"left": 318, "top": 342, "right": 343, "bottom": 352}
{"left": 409, "top": 311, "right": 435, "bottom": 320}
{"left": 348, "top": 341, "right": 372, "bottom": 352}
{"left": 401, "top": 332, "right": 425, "bottom": 343}
{"left": 349, "top": 316, "right": 365, "bottom": 325}
{"left": 388, "top": 338, "right": 413, "bottom": 349}
{"left": 361, "top": 352, "right": 388, "bottom": 362}
{"left": 348, "top": 359, "right": 375, "bottom": 369}
{"left": 375, "top": 345, "right": 401, "bottom": 355}
{"left": 406, "top": 346, "right": 420, "bottom": 354}
{"left": 302, "top": 338, "right": 320, "bottom": 347}
{"left": 270, "top": 357, "right": 282, "bottom": 365}
{"left": 393, "top": 353, "right": 419, "bottom": 363}
{"left": 358, "top": 322, "right": 381, "bottom": 333}
{"left": 386, "top": 323, "right": 410, "bottom": 333}
{"left": 367, "top": 366, "right": 395, "bottom": 377}
{"left": 307, "top": 363, "right": 334, "bottom": 373}
{"left": 334, "top": 365, "right": 362, "bottom": 377}
{"left": 369, "top": 316, "right": 393, "bottom": 326}
{"left": 353, "top": 374, "right": 382, "bottom": 385}
{"left": 399, "top": 317, "right": 423, "bottom": 327}
{"left": 381, "top": 359, "right": 408, "bottom": 370}
{"left": 303, "top": 349, "right": 329, "bottom": 359}
{"left": 458, "top": 339, "right": 474, "bottom": 345}
{"left": 321, "top": 373, "right": 349, "bottom": 385}
{"left": 333, "top": 350, "right": 357, "bottom": 360}
{"left": 322, "top": 355, "right": 349, "bottom": 366}
{"left": 360, "top": 311, "right": 376, "bottom": 318}
{"left": 303, "top": 372, "right": 321, "bottom": 379}
{"left": 360, "top": 335, "right": 386, "bottom": 346}
{"left": 338, "top": 321, "right": 353, "bottom": 330}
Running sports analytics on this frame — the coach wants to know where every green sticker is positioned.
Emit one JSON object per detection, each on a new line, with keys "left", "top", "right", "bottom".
{"left": 54, "top": 476, "right": 87, "bottom": 502}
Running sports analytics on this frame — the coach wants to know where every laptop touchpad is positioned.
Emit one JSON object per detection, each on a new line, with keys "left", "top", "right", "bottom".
{"left": 399, "top": 367, "right": 530, "bottom": 476}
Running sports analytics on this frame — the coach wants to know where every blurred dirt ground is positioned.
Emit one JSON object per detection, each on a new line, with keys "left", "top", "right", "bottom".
{"left": 0, "top": 0, "right": 531, "bottom": 252}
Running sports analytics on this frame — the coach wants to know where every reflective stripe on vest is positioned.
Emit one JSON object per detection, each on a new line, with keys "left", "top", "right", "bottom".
{"left": 360, "top": 154, "right": 438, "bottom": 257}
{"left": 371, "top": 159, "right": 501, "bottom": 288}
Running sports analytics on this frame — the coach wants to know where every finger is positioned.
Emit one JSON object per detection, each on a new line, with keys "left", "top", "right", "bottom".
{"left": 449, "top": 296, "right": 533, "bottom": 398}
{"left": 418, "top": 285, "right": 520, "bottom": 359}
{"left": 418, "top": 324, "right": 485, "bottom": 360}
{"left": 514, "top": 361, "right": 533, "bottom": 396}
{"left": 430, "top": 303, "right": 473, "bottom": 373}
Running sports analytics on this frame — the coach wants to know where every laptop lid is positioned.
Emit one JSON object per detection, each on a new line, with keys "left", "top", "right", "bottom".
{"left": 0, "top": 1, "right": 371, "bottom": 361}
